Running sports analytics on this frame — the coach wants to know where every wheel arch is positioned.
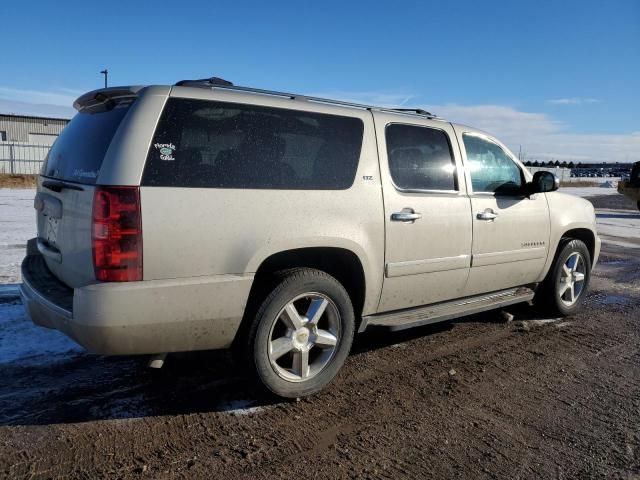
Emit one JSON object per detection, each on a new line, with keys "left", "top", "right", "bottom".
{"left": 538, "top": 226, "right": 597, "bottom": 282}
{"left": 253, "top": 247, "right": 367, "bottom": 317}
{"left": 233, "top": 246, "right": 371, "bottom": 348}
{"left": 559, "top": 228, "right": 596, "bottom": 264}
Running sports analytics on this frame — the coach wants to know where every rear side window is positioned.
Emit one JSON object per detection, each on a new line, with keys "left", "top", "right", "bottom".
{"left": 142, "top": 98, "right": 364, "bottom": 189}
{"left": 385, "top": 124, "right": 457, "bottom": 191}
{"left": 42, "top": 101, "right": 132, "bottom": 184}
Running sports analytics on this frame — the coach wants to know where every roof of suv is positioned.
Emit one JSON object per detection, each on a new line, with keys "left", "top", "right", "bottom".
{"left": 170, "top": 77, "right": 444, "bottom": 121}
{"left": 74, "top": 76, "right": 448, "bottom": 124}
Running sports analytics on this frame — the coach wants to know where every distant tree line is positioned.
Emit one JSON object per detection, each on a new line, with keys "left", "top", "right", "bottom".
{"left": 523, "top": 160, "right": 578, "bottom": 168}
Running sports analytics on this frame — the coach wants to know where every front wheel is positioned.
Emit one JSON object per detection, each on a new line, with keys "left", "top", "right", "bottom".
{"left": 536, "top": 239, "right": 591, "bottom": 316}
{"left": 245, "top": 268, "right": 355, "bottom": 398}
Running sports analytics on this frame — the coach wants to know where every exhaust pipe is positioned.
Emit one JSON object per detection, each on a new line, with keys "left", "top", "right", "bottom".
{"left": 148, "top": 353, "right": 167, "bottom": 369}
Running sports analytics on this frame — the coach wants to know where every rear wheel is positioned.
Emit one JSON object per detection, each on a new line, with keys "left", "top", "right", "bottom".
{"left": 536, "top": 239, "right": 591, "bottom": 316}
{"left": 637, "top": 200, "right": 640, "bottom": 212}
{"left": 244, "top": 268, "right": 354, "bottom": 398}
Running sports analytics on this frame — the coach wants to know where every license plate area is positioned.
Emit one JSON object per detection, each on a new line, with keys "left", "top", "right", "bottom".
{"left": 35, "top": 191, "right": 63, "bottom": 249}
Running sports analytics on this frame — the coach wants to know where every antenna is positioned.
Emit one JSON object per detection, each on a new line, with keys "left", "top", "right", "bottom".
{"left": 100, "top": 69, "right": 108, "bottom": 88}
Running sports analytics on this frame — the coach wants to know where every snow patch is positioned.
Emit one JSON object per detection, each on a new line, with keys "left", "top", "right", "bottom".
{"left": 559, "top": 186, "right": 618, "bottom": 198}
{"left": 0, "top": 301, "right": 82, "bottom": 366}
{"left": 0, "top": 188, "right": 36, "bottom": 284}
{"left": 219, "top": 399, "right": 266, "bottom": 416}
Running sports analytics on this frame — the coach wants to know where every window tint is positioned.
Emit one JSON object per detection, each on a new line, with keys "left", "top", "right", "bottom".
{"left": 142, "top": 99, "right": 364, "bottom": 189}
{"left": 43, "top": 101, "right": 132, "bottom": 184}
{"left": 385, "top": 124, "right": 456, "bottom": 191}
{"left": 463, "top": 134, "right": 523, "bottom": 194}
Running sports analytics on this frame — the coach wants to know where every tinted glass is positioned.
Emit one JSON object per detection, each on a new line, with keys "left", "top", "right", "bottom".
{"left": 463, "top": 134, "right": 523, "bottom": 194}
{"left": 142, "top": 99, "right": 364, "bottom": 189}
{"left": 386, "top": 124, "right": 456, "bottom": 191}
{"left": 42, "top": 101, "right": 131, "bottom": 184}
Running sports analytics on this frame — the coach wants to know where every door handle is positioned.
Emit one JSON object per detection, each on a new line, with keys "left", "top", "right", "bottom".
{"left": 391, "top": 209, "right": 422, "bottom": 223}
{"left": 476, "top": 209, "right": 498, "bottom": 221}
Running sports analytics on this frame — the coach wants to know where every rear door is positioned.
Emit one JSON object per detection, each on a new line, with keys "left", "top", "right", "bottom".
{"left": 36, "top": 97, "right": 134, "bottom": 288}
{"left": 454, "top": 128, "right": 551, "bottom": 295}
{"left": 375, "top": 114, "right": 472, "bottom": 313}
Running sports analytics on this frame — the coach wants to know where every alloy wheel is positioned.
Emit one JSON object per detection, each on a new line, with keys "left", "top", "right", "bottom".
{"left": 558, "top": 252, "right": 586, "bottom": 306}
{"left": 267, "top": 293, "right": 341, "bottom": 382}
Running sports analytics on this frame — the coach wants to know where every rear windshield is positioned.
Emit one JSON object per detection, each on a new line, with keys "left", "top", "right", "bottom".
{"left": 142, "top": 98, "right": 364, "bottom": 189}
{"left": 42, "top": 101, "right": 132, "bottom": 184}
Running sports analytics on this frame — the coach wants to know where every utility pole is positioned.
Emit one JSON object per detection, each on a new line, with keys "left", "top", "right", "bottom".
{"left": 100, "top": 69, "right": 108, "bottom": 88}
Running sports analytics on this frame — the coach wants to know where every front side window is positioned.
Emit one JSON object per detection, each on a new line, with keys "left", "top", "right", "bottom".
{"left": 463, "top": 134, "right": 523, "bottom": 194}
{"left": 142, "top": 99, "right": 364, "bottom": 189}
{"left": 385, "top": 124, "right": 457, "bottom": 191}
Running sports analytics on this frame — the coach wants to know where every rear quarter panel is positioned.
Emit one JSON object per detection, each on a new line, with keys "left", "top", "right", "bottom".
{"left": 98, "top": 86, "right": 171, "bottom": 186}
{"left": 140, "top": 99, "right": 384, "bottom": 316}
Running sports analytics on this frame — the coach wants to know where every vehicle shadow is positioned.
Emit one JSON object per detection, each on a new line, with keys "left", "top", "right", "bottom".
{"left": 0, "top": 302, "right": 543, "bottom": 427}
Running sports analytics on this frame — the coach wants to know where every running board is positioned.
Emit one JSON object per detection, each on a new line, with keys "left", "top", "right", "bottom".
{"left": 359, "top": 286, "right": 536, "bottom": 333}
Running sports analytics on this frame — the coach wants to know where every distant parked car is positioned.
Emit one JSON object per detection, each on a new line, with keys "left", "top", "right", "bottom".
{"left": 618, "top": 161, "right": 640, "bottom": 211}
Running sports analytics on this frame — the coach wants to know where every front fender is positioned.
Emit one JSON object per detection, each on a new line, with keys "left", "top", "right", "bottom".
{"left": 537, "top": 192, "right": 599, "bottom": 282}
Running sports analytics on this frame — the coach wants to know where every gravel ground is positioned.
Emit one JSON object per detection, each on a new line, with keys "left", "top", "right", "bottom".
{"left": 0, "top": 194, "right": 639, "bottom": 479}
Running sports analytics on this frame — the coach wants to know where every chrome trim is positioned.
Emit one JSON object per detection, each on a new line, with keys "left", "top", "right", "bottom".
{"left": 390, "top": 210, "right": 422, "bottom": 222}
{"left": 180, "top": 82, "right": 445, "bottom": 120}
{"left": 393, "top": 187, "right": 461, "bottom": 195}
{"left": 476, "top": 210, "right": 498, "bottom": 221}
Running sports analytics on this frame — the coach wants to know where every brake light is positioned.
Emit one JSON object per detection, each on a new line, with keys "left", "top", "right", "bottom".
{"left": 92, "top": 186, "right": 142, "bottom": 282}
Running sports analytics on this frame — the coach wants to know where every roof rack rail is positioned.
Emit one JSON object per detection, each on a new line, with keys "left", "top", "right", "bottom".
{"left": 390, "top": 108, "right": 435, "bottom": 117}
{"left": 172, "top": 77, "right": 439, "bottom": 119}
{"left": 174, "top": 77, "right": 234, "bottom": 87}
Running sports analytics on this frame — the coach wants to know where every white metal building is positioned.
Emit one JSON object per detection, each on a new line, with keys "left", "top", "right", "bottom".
{"left": 0, "top": 113, "right": 69, "bottom": 145}
{"left": 0, "top": 114, "right": 70, "bottom": 174}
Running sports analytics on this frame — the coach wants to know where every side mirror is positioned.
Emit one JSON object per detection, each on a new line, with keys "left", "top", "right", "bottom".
{"left": 527, "top": 171, "right": 559, "bottom": 195}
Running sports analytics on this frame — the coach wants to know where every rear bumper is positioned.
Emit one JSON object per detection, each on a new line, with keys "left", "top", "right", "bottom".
{"left": 21, "top": 252, "right": 253, "bottom": 355}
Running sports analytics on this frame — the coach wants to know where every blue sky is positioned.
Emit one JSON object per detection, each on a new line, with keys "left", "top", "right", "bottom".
{"left": 1, "top": 0, "right": 638, "bottom": 162}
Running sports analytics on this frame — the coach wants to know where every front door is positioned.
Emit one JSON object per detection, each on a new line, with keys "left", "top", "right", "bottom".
{"left": 376, "top": 115, "right": 472, "bottom": 313}
{"left": 455, "top": 130, "right": 551, "bottom": 296}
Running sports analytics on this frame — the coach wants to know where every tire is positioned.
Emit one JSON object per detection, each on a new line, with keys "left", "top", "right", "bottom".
{"left": 636, "top": 200, "right": 640, "bottom": 212}
{"left": 242, "top": 268, "right": 355, "bottom": 398}
{"left": 535, "top": 239, "right": 591, "bottom": 316}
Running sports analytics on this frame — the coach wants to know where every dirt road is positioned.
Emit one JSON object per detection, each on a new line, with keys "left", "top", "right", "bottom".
{"left": 1, "top": 196, "right": 639, "bottom": 479}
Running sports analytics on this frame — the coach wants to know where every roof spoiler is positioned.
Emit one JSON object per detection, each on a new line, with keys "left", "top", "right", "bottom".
{"left": 73, "top": 86, "right": 145, "bottom": 111}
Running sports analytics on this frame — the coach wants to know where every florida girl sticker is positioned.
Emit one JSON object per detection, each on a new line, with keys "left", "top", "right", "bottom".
{"left": 154, "top": 142, "right": 176, "bottom": 161}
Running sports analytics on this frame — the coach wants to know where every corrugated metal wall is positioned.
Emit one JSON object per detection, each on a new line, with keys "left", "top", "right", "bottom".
{"left": 0, "top": 114, "right": 69, "bottom": 142}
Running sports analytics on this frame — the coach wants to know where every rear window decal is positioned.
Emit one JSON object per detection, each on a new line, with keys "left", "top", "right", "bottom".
{"left": 154, "top": 142, "right": 176, "bottom": 161}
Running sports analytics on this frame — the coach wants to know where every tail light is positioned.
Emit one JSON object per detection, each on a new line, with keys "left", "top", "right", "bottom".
{"left": 92, "top": 186, "right": 142, "bottom": 282}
